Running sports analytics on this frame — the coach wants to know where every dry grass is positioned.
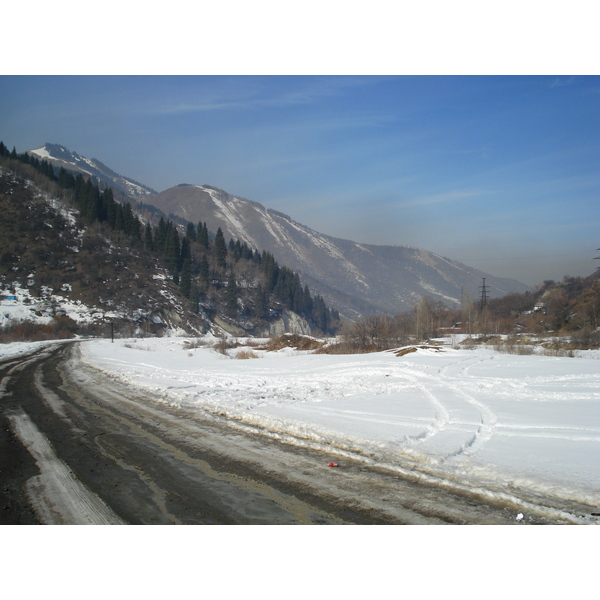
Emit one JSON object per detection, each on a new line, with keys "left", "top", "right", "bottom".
{"left": 235, "top": 349, "right": 259, "bottom": 359}
{"left": 393, "top": 345, "right": 444, "bottom": 357}
{"left": 393, "top": 347, "right": 417, "bottom": 357}
{"left": 260, "top": 334, "right": 325, "bottom": 352}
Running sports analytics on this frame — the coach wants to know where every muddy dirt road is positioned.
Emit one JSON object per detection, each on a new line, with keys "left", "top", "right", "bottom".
{"left": 1, "top": 341, "right": 583, "bottom": 525}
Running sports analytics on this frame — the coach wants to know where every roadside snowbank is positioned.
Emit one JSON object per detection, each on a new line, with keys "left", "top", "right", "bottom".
{"left": 0, "top": 339, "right": 60, "bottom": 360}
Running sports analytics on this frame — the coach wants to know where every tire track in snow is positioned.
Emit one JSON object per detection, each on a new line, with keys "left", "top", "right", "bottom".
{"left": 399, "top": 372, "right": 451, "bottom": 446}
{"left": 391, "top": 354, "right": 498, "bottom": 462}
{"left": 439, "top": 382, "right": 497, "bottom": 462}
{"left": 436, "top": 354, "right": 498, "bottom": 461}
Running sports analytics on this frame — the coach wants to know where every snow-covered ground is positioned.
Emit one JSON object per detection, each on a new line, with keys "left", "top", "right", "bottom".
{"left": 2, "top": 333, "right": 597, "bottom": 520}
{"left": 68, "top": 336, "right": 600, "bottom": 518}
{"left": 0, "top": 284, "right": 107, "bottom": 327}
{"left": 2, "top": 336, "right": 595, "bottom": 600}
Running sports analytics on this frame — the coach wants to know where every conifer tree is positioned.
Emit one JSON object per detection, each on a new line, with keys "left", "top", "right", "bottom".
{"left": 99, "top": 188, "right": 115, "bottom": 224}
{"left": 155, "top": 217, "right": 167, "bottom": 252}
{"left": 199, "top": 255, "right": 209, "bottom": 282}
{"left": 215, "top": 227, "right": 227, "bottom": 269}
{"left": 197, "top": 221, "right": 209, "bottom": 248}
{"left": 186, "top": 222, "right": 197, "bottom": 241}
{"left": 122, "top": 201, "right": 134, "bottom": 233}
{"left": 122, "top": 202, "right": 141, "bottom": 239}
{"left": 302, "top": 285, "right": 313, "bottom": 315}
{"left": 87, "top": 181, "right": 101, "bottom": 221}
{"left": 144, "top": 223, "right": 154, "bottom": 251}
{"left": 163, "top": 223, "right": 181, "bottom": 273}
{"left": 180, "top": 236, "right": 191, "bottom": 265}
{"left": 114, "top": 204, "right": 124, "bottom": 231}
{"left": 243, "top": 243, "right": 254, "bottom": 261}
{"left": 57, "top": 167, "right": 74, "bottom": 189}
{"left": 73, "top": 174, "right": 85, "bottom": 209}
{"left": 261, "top": 251, "right": 279, "bottom": 292}
{"left": 254, "top": 283, "right": 269, "bottom": 319}
{"left": 40, "top": 159, "right": 55, "bottom": 181}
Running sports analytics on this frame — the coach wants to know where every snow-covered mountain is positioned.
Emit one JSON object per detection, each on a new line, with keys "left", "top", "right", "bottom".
{"left": 28, "top": 143, "right": 157, "bottom": 200}
{"left": 149, "top": 184, "right": 530, "bottom": 318}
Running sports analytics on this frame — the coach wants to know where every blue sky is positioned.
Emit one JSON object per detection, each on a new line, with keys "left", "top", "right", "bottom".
{"left": 1, "top": 75, "right": 598, "bottom": 285}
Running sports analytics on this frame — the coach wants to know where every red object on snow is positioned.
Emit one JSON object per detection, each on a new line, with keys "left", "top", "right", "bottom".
{"left": 327, "top": 462, "right": 339, "bottom": 467}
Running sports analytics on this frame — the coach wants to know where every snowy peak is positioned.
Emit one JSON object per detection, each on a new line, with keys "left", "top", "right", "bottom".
{"left": 28, "top": 143, "right": 157, "bottom": 201}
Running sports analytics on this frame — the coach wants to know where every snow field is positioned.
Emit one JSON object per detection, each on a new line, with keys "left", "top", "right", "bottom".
{"left": 77, "top": 337, "right": 600, "bottom": 517}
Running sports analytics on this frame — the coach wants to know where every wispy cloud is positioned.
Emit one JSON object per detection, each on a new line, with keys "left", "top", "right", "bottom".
{"left": 400, "top": 189, "right": 489, "bottom": 208}
{"left": 550, "top": 76, "right": 578, "bottom": 88}
{"left": 141, "top": 76, "right": 381, "bottom": 116}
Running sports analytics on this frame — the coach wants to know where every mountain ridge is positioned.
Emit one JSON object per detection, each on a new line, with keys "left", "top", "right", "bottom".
{"left": 28, "top": 143, "right": 157, "bottom": 200}
{"left": 149, "top": 184, "right": 530, "bottom": 318}
{"left": 27, "top": 143, "right": 530, "bottom": 319}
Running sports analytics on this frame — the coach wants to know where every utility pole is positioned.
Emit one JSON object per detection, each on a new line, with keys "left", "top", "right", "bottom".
{"left": 479, "top": 278, "right": 489, "bottom": 311}
{"left": 479, "top": 278, "right": 490, "bottom": 339}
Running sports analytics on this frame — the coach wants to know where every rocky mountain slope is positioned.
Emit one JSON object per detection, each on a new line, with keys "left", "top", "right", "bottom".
{"left": 149, "top": 184, "right": 530, "bottom": 318}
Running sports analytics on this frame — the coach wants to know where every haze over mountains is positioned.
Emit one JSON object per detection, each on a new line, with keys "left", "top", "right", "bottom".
{"left": 150, "top": 184, "right": 530, "bottom": 317}
{"left": 29, "top": 143, "right": 530, "bottom": 318}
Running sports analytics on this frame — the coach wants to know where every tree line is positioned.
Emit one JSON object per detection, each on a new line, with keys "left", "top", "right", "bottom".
{"left": 143, "top": 215, "right": 339, "bottom": 334}
{"left": 332, "top": 275, "right": 600, "bottom": 353}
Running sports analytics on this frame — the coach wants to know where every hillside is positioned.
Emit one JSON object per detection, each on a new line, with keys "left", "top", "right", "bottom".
{"left": 0, "top": 145, "right": 339, "bottom": 340}
{"left": 148, "top": 184, "right": 530, "bottom": 318}
{"left": 483, "top": 273, "right": 600, "bottom": 344}
{"left": 0, "top": 164, "right": 202, "bottom": 338}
